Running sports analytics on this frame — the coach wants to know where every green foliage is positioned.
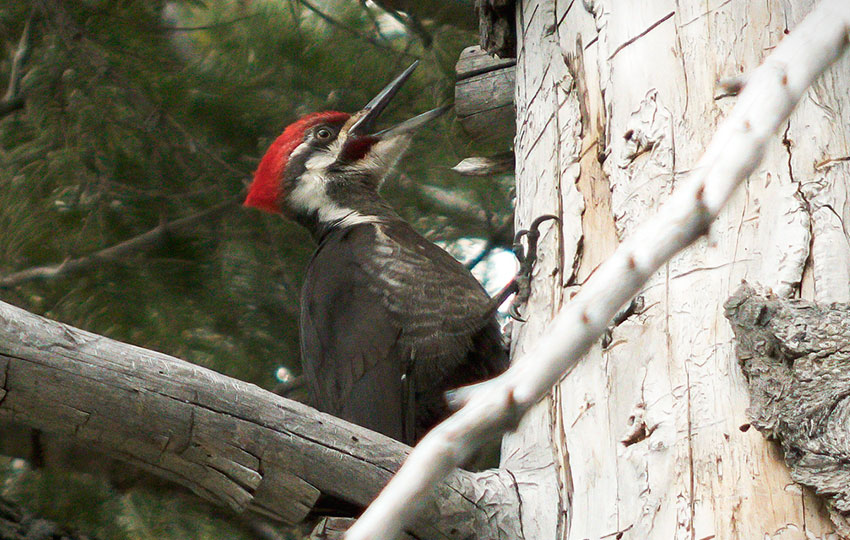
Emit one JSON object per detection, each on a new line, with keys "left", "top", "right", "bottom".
{"left": 0, "top": 457, "right": 292, "bottom": 540}
{"left": 0, "top": 0, "right": 510, "bottom": 537}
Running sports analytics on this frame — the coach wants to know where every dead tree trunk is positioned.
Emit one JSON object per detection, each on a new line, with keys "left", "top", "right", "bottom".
{"left": 509, "top": 0, "right": 850, "bottom": 538}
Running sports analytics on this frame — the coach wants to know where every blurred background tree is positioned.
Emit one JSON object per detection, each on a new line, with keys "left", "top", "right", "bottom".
{"left": 0, "top": 1, "right": 513, "bottom": 538}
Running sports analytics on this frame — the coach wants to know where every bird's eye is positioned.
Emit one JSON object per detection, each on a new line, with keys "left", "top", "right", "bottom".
{"left": 316, "top": 127, "right": 333, "bottom": 140}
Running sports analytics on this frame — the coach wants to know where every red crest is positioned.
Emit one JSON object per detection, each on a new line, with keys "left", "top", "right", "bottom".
{"left": 244, "top": 111, "right": 350, "bottom": 213}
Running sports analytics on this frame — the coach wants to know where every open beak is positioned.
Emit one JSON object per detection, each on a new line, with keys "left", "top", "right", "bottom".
{"left": 348, "top": 60, "right": 450, "bottom": 138}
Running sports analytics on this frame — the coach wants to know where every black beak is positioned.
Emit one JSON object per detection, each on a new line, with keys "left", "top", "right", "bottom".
{"left": 348, "top": 60, "right": 450, "bottom": 138}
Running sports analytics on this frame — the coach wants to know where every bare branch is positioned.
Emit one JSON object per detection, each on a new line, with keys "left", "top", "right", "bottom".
{"left": 295, "top": 0, "right": 415, "bottom": 57}
{"left": 0, "top": 198, "right": 240, "bottom": 289}
{"left": 396, "top": 174, "right": 489, "bottom": 222}
{"left": 0, "top": 299, "right": 519, "bottom": 539}
{"left": 451, "top": 153, "right": 514, "bottom": 177}
{"left": 369, "top": 0, "right": 433, "bottom": 49}
{"left": 344, "top": 1, "right": 850, "bottom": 538}
{"left": 0, "top": 11, "right": 35, "bottom": 119}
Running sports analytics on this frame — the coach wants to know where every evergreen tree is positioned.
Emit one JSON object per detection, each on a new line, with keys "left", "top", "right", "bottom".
{"left": 0, "top": 1, "right": 510, "bottom": 538}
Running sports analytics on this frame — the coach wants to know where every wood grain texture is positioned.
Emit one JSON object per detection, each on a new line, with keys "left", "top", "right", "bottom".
{"left": 475, "top": 0, "right": 516, "bottom": 58}
{"left": 512, "top": 0, "right": 849, "bottom": 538}
{"left": 726, "top": 284, "right": 850, "bottom": 536}
{"left": 455, "top": 46, "right": 515, "bottom": 144}
{"left": 0, "top": 299, "right": 516, "bottom": 539}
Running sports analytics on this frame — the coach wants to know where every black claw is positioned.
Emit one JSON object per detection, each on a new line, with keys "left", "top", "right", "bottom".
{"left": 506, "top": 214, "right": 559, "bottom": 321}
{"left": 530, "top": 213, "right": 560, "bottom": 230}
{"left": 508, "top": 302, "right": 526, "bottom": 322}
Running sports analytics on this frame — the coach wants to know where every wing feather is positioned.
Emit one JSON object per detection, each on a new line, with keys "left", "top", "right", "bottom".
{"left": 300, "top": 221, "right": 505, "bottom": 442}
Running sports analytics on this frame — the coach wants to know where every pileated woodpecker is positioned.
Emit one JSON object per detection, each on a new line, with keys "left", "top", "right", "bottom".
{"left": 244, "top": 62, "right": 508, "bottom": 444}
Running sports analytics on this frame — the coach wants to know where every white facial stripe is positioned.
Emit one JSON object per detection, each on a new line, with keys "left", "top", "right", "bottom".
{"left": 288, "top": 141, "right": 312, "bottom": 162}
{"left": 289, "top": 170, "right": 380, "bottom": 228}
{"left": 320, "top": 206, "right": 382, "bottom": 228}
{"left": 303, "top": 139, "right": 342, "bottom": 171}
{"left": 288, "top": 170, "right": 329, "bottom": 213}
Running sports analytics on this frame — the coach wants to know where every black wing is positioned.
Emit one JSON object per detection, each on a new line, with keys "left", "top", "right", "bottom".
{"left": 300, "top": 226, "right": 407, "bottom": 441}
{"left": 300, "top": 221, "right": 507, "bottom": 442}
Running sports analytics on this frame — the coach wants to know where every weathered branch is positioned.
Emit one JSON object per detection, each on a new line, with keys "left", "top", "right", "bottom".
{"left": 0, "top": 11, "right": 35, "bottom": 119}
{"left": 0, "top": 198, "right": 240, "bottom": 289}
{"left": 451, "top": 153, "right": 514, "bottom": 177}
{"left": 0, "top": 299, "right": 519, "bottom": 539}
{"left": 454, "top": 46, "right": 515, "bottom": 144}
{"left": 725, "top": 284, "right": 850, "bottom": 535}
{"left": 344, "top": 1, "right": 850, "bottom": 538}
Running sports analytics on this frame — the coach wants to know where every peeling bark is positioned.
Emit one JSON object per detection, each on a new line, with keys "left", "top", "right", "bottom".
{"left": 512, "top": 0, "right": 849, "bottom": 538}
{"left": 725, "top": 283, "right": 850, "bottom": 536}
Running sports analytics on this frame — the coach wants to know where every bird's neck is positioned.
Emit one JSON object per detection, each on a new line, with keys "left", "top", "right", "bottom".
{"left": 291, "top": 185, "right": 401, "bottom": 243}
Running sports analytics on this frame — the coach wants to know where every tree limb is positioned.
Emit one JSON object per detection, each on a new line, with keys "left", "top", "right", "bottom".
{"left": 295, "top": 0, "right": 415, "bottom": 57}
{"left": 0, "top": 11, "right": 35, "bottom": 119}
{"left": 0, "top": 198, "right": 240, "bottom": 289}
{"left": 344, "top": 1, "right": 850, "bottom": 539}
{"left": 369, "top": 0, "right": 433, "bottom": 49}
{"left": 0, "top": 299, "right": 520, "bottom": 539}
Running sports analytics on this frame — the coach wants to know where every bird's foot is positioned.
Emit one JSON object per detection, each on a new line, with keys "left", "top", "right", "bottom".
{"left": 506, "top": 214, "right": 559, "bottom": 321}
{"left": 601, "top": 295, "right": 645, "bottom": 348}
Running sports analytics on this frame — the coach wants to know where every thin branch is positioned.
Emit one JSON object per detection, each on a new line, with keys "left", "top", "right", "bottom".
{"left": 344, "top": 1, "right": 850, "bottom": 538}
{"left": 396, "top": 174, "right": 489, "bottom": 222}
{"left": 465, "top": 218, "right": 512, "bottom": 271}
{"left": 0, "top": 198, "right": 240, "bottom": 289}
{"left": 369, "top": 0, "right": 433, "bottom": 49}
{"left": 464, "top": 239, "right": 494, "bottom": 271}
{"left": 295, "top": 0, "right": 415, "bottom": 57}
{"left": 0, "top": 11, "right": 35, "bottom": 118}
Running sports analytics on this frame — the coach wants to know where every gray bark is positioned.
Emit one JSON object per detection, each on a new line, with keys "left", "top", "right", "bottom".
{"left": 508, "top": 0, "right": 848, "bottom": 538}
{"left": 475, "top": 0, "right": 515, "bottom": 58}
{"left": 725, "top": 283, "right": 850, "bottom": 536}
{"left": 454, "top": 46, "right": 515, "bottom": 145}
{"left": 0, "top": 299, "right": 518, "bottom": 539}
